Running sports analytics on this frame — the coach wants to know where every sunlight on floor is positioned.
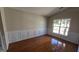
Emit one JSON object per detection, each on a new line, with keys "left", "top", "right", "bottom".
{"left": 51, "top": 38, "right": 66, "bottom": 52}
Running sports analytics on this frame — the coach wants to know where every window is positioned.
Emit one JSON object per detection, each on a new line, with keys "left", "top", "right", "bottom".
{"left": 52, "top": 19, "right": 71, "bottom": 36}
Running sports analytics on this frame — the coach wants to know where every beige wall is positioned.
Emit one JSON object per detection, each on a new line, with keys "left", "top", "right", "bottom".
{"left": 3, "top": 8, "right": 47, "bottom": 43}
{"left": 0, "top": 13, "right": 4, "bottom": 44}
{"left": 0, "top": 13, "right": 4, "bottom": 33}
{"left": 47, "top": 8, "right": 79, "bottom": 44}
{"left": 48, "top": 8, "right": 79, "bottom": 34}
{"left": 4, "top": 8, "right": 46, "bottom": 32}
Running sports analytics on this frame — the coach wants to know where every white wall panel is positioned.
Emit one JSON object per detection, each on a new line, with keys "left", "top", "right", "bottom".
{"left": 48, "top": 32, "right": 79, "bottom": 44}
{"left": 8, "top": 29, "right": 46, "bottom": 43}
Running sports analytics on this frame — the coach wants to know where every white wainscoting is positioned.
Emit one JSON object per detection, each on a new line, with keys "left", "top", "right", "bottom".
{"left": 48, "top": 32, "right": 79, "bottom": 44}
{"left": 62, "top": 32, "right": 79, "bottom": 44}
{"left": 0, "top": 32, "right": 2, "bottom": 51}
{"left": 0, "top": 32, "right": 5, "bottom": 51}
{"left": 7, "top": 28, "right": 46, "bottom": 43}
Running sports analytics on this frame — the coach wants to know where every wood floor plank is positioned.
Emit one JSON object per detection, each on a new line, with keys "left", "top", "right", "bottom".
{"left": 7, "top": 35, "right": 78, "bottom": 52}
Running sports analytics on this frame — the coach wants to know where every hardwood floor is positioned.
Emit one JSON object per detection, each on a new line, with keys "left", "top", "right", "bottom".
{"left": 7, "top": 35, "right": 78, "bottom": 52}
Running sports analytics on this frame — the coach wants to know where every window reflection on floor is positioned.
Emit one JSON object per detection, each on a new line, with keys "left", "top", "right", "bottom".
{"left": 51, "top": 38, "right": 66, "bottom": 52}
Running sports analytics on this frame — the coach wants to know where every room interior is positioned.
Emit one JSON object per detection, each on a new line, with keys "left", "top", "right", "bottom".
{"left": 0, "top": 7, "right": 79, "bottom": 52}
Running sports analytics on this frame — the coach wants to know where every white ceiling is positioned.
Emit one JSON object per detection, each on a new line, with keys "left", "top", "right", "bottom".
{"left": 10, "top": 7, "right": 60, "bottom": 16}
